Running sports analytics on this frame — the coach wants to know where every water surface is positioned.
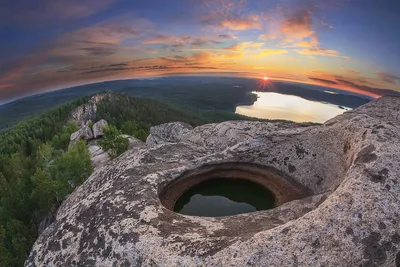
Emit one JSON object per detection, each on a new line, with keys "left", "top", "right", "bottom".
{"left": 174, "top": 178, "right": 275, "bottom": 217}
{"left": 236, "top": 92, "right": 352, "bottom": 123}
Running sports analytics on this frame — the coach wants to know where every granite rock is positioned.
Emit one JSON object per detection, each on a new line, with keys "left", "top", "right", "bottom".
{"left": 70, "top": 93, "right": 112, "bottom": 127}
{"left": 88, "top": 144, "right": 110, "bottom": 169}
{"left": 69, "top": 125, "right": 94, "bottom": 148}
{"left": 26, "top": 96, "right": 400, "bottom": 267}
{"left": 121, "top": 134, "right": 146, "bottom": 150}
{"left": 146, "top": 121, "right": 193, "bottom": 146}
{"left": 92, "top": 119, "right": 108, "bottom": 139}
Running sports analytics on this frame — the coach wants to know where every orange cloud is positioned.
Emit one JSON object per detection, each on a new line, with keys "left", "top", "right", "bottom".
{"left": 258, "top": 49, "right": 289, "bottom": 56}
{"left": 220, "top": 17, "right": 261, "bottom": 30}
{"left": 224, "top": 42, "right": 264, "bottom": 51}
{"left": 307, "top": 72, "right": 396, "bottom": 98}
{"left": 201, "top": 12, "right": 261, "bottom": 30}
{"left": 259, "top": 8, "right": 347, "bottom": 58}
{"left": 258, "top": 34, "right": 277, "bottom": 41}
{"left": 280, "top": 10, "right": 315, "bottom": 43}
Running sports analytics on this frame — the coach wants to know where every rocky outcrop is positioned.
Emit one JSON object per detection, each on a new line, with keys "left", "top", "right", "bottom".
{"left": 92, "top": 119, "right": 108, "bottom": 138}
{"left": 146, "top": 121, "right": 193, "bottom": 146}
{"left": 69, "top": 120, "right": 110, "bottom": 169}
{"left": 70, "top": 93, "right": 112, "bottom": 127}
{"left": 68, "top": 125, "right": 93, "bottom": 148}
{"left": 69, "top": 120, "right": 144, "bottom": 170}
{"left": 26, "top": 96, "right": 400, "bottom": 267}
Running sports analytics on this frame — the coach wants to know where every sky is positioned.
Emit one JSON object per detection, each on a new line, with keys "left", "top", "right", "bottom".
{"left": 1, "top": 0, "right": 400, "bottom": 103}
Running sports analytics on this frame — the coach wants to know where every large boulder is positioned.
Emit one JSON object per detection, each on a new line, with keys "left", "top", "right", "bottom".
{"left": 92, "top": 119, "right": 108, "bottom": 139}
{"left": 88, "top": 144, "right": 110, "bottom": 169}
{"left": 69, "top": 125, "right": 94, "bottom": 148}
{"left": 146, "top": 122, "right": 193, "bottom": 146}
{"left": 26, "top": 96, "right": 400, "bottom": 267}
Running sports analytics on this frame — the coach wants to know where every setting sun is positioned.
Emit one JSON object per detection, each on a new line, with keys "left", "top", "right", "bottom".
{"left": 264, "top": 77, "right": 268, "bottom": 80}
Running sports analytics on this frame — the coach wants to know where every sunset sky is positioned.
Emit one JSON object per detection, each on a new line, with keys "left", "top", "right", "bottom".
{"left": 1, "top": 0, "right": 400, "bottom": 102}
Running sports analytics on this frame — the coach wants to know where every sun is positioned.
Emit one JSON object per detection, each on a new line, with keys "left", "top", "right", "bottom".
{"left": 256, "top": 76, "right": 273, "bottom": 92}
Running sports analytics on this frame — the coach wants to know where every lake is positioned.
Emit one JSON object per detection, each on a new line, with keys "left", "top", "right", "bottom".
{"left": 236, "top": 91, "right": 352, "bottom": 123}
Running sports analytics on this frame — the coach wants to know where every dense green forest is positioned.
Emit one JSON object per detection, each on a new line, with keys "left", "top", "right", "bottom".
{"left": 0, "top": 97, "right": 92, "bottom": 266}
{"left": 0, "top": 77, "right": 258, "bottom": 131}
{"left": 0, "top": 92, "right": 256, "bottom": 266}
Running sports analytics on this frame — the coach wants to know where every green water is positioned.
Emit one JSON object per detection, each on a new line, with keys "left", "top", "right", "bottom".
{"left": 174, "top": 178, "right": 275, "bottom": 217}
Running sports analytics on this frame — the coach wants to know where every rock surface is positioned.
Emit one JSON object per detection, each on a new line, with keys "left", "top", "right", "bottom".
{"left": 70, "top": 120, "right": 115, "bottom": 169}
{"left": 88, "top": 142, "right": 110, "bottom": 169}
{"left": 37, "top": 212, "right": 56, "bottom": 236}
{"left": 121, "top": 134, "right": 146, "bottom": 150}
{"left": 92, "top": 119, "right": 108, "bottom": 139}
{"left": 146, "top": 121, "right": 193, "bottom": 146}
{"left": 26, "top": 96, "right": 400, "bottom": 267}
{"left": 70, "top": 93, "right": 112, "bottom": 127}
{"left": 69, "top": 125, "right": 94, "bottom": 148}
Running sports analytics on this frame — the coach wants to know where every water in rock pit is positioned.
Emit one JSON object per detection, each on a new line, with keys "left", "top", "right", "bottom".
{"left": 174, "top": 178, "right": 275, "bottom": 217}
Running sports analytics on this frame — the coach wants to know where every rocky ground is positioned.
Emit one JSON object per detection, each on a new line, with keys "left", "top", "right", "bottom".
{"left": 26, "top": 96, "right": 400, "bottom": 267}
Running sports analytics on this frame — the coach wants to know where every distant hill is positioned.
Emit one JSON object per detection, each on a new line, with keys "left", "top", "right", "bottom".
{"left": 0, "top": 76, "right": 375, "bottom": 131}
{"left": 0, "top": 77, "right": 258, "bottom": 131}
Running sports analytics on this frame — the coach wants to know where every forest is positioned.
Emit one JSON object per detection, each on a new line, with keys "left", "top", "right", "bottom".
{"left": 0, "top": 92, "right": 256, "bottom": 266}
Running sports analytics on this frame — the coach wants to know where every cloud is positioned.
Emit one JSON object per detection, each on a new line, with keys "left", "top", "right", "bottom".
{"left": 143, "top": 35, "right": 190, "bottom": 45}
{"left": 280, "top": 10, "right": 315, "bottom": 43}
{"left": 201, "top": 12, "right": 261, "bottom": 30}
{"left": 224, "top": 42, "right": 264, "bottom": 51}
{"left": 342, "top": 68, "right": 360, "bottom": 75}
{"left": 296, "top": 48, "right": 346, "bottom": 58}
{"left": 259, "top": 7, "right": 346, "bottom": 58}
{"left": 258, "top": 34, "right": 277, "bottom": 41}
{"left": 309, "top": 77, "right": 338, "bottom": 85}
{"left": 81, "top": 65, "right": 172, "bottom": 74}
{"left": 217, "top": 34, "right": 235, "bottom": 39}
{"left": 258, "top": 49, "right": 289, "bottom": 56}
{"left": 0, "top": 16, "right": 154, "bottom": 96}
{"left": 376, "top": 72, "right": 400, "bottom": 84}
{"left": 108, "top": 63, "right": 128, "bottom": 67}
{"left": 308, "top": 73, "right": 400, "bottom": 97}
{"left": 78, "top": 46, "right": 117, "bottom": 56}
{"left": 0, "top": 83, "right": 13, "bottom": 89}
{"left": 190, "top": 38, "right": 223, "bottom": 48}
{"left": 143, "top": 34, "right": 222, "bottom": 48}
{"left": 219, "top": 17, "right": 261, "bottom": 30}
{"left": 160, "top": 51, "right": 214, "bottom": 65}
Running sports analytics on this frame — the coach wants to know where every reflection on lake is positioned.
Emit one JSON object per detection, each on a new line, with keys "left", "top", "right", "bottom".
{"left": 236, "top": 92, "right": 352, "bottom": 123}
{"left": 174, "top": 178, "right": 275, "bottom": 217}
